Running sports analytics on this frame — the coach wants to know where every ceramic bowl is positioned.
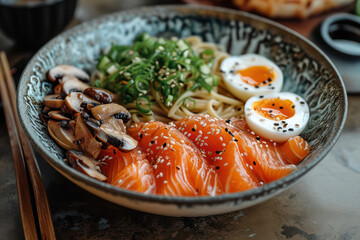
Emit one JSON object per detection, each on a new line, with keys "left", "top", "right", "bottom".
{"left": 0, "top": 0, "right": 77, "bottom": 49}
{"left": 17, "top": 5, "right": 347, "bottom": 217}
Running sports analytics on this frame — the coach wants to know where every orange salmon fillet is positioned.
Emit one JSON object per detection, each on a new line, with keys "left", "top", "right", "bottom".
{"left": 128, "top": 121, "right": 223, "bottom": 196}
{"left": 99, "top": 146, "right": 156, "bottom": 194}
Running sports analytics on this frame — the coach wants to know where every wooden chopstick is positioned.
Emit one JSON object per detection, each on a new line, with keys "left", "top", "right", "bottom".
{"left": 0, "top": 51, "right": 56, "bottom": 240}
{"left": 0, "top": 56, "right": 38, "bottom": 239}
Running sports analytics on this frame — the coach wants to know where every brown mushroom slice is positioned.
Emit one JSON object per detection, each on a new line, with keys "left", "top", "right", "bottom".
{"left": 47, "top": 120, "right": 80, "bottom": 151}
{"left": 91, "top": 103, "right": 131, "bottom": 123}
{"left": 54, "top": 83, "right": 63, "bottom": 95}
{"left": 83, "top": 87, "right": 118, "bottom": 104}
{"left": 43, "top": 94, "right": 64, "bottom": 108}
{"left": 48, "top": 65, "right": 90, "bottom": 83}
{"left": 103, "top": 117, "right": 126, "bottom": 133}
{"left": 66, "top": 150, "right": 107, "bottom": 181}
{"left": 96, "top": 124, "right": 137, "bottom": 152}
{"left": 62, "top": 76, "right": 90, "bottom": 96}
{"left": 65, "top": 92, "right": 100, "bottom": 113}
{"left": 74, "top": 113, "right": 102, "bottom": 159}
{"left": 48, "top": 111, "right": 70, "bottom": 121}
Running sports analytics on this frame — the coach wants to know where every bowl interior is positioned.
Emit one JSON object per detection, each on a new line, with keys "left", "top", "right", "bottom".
{"left": 17, "top": 5, "right": 347, "bottom": 203}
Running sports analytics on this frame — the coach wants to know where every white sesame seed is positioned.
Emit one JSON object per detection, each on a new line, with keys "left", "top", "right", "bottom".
{"left": 222, "top": 143, "right": 226, "bottom": 147}
{"left": 224, "top": 163, "right": 228, "bottom": 166}
{"left": 199, "top": 130, "right": 203, "bottom": 135}
{"left": 244, "top": 152, "right": 248, "bottom": 156}
{"left": 220, "top": 136, "right": 223, "bottom": 141}
{"left": 164, "top": 180, "right": 168, "bottom": 184}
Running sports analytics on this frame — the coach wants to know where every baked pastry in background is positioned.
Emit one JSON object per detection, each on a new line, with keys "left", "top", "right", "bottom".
{"left": 232, "top": 0, "right": 354, "bottom": 18}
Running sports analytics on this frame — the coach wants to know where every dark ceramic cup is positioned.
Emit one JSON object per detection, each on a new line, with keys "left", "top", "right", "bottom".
{"left": 0, "top": 0, "right": 77, "bottom": 49}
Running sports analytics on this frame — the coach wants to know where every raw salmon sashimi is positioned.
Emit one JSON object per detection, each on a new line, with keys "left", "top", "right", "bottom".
{"left": 98, "top": 146, "right": 156, "bottom": 194}
{"left": 175, "top": 115, "right": 309, "bottom": 186}
{"left": 128, "top": 121, "right": 223, "bottom": 196}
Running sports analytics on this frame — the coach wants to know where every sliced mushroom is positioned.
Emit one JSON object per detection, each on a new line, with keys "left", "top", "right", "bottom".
{"left": 91, "top": 103, "right": 131, "bottom": 123}
{"left": 66, "top": 150, "right": 107, "bottom": 181}
{"left": 54, "top": 83, "right": 63, "bottom": 95}
{"left": 48, "top": 65, "right": 90, "bottom": 83}
{"left": 74, "top": 113, "right": 102, "bottom": 159}
{"left": 62, "top": 75, "right": 90, "bottom": 96}
{"left": 96, "top": 124, "right": 137, "bottom": 152}
{"left": 48, "top": 111, "right": 70, "bottom": 121}
{"left": 43, "top": 94, "right": 64, "bottom": 108}
{"left": 64, "top": 92, "right": 100, "bottom": 113}
{"left": 47, "top": 120, "right": 80, "bottom": 151}
{"left": 83, "top": 87, "right": 118, "bottom": 104}
{"left": 103, "top": 117, "right": 126, "bottom": 133}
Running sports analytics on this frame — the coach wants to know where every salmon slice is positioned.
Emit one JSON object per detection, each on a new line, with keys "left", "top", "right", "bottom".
{"left": 175, "top": 115, "right": 301, "bottom": 184}
{"left": 99, "top": 146, "right": 156, "bottom": 194}
{"left": 279, "top": 136, "right": 310, "bottom": 165}
{"left": 216, "top": 141, "right": 259, "bottom": 193}
{"left": 128, "top": 121, "right": 223, "bottom": 196}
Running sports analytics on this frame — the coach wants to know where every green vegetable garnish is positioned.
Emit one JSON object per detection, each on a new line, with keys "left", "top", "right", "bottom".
{"left": 95, "top": 33, "right": 218, "bottom": 113}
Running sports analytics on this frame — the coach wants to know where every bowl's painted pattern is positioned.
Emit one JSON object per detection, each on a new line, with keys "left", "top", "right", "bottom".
{"left": 17, "top": 5, "right": 347, "bottom": 216}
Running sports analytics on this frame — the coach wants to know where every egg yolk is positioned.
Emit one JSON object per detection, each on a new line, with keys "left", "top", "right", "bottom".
{"left": 237, "top": 66, "right": 275, "bottom": 87}
{"left": 252, "top": 98, "right": 295, "bottom": 120}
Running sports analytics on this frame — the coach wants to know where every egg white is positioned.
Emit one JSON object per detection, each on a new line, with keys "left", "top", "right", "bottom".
{"left": 220, "top": 54, "right": 283, "bottom": 102}
{"left": 244, "top": 92, "right": 310, "bottom": 142}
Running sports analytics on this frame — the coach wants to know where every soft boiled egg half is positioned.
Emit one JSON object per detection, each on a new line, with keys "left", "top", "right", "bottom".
{"left": 244, "top": 92, "right": 310, "bottom": 142}
{"left": 220, "top": 54, "right": 283, "bottom": 101}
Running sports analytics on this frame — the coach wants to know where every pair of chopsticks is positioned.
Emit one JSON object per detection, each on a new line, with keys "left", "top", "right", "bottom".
{"left": 0, "top": 51, "right": 56, "bottom": 239}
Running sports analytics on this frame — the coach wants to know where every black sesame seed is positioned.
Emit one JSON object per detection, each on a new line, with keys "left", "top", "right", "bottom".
{"left": 268, "top": 78, "right": 272, "bottom": 82}
{"left": 282, "top": 121, "right": 286, "bottom": 123}
{"left": 271, "top": 87, "right": 275, "bottom": 89}
{"left": 255, "top": 85, "right": 259, "bottom": 88}
{"left": 215, "top": 151, "right": 221, "bottom": 154}
{"left": 259, "top": 95, "right": 264, "bottom": 98}
{"left": 272, "top": 103, "right": 275, "bottom": 106}
{"left": 237, "top": 108, "right": 242, "bottom": 111}
{"left": 215, "top": 166, "right": 220, "bottom": 170}
{"left": 280, "top": 106, "right": 283, "bottom": 109}
{"left": 220, "top": 69, "right": 225, "bottom": 73}
{"left": 196, "top": 188, "right": 199, "bottom": 192}
{"left": 292, "top": 105, "right": 295, "bottom": 108}
{"left": 289, "top": 128, "right": 294, "bottom": 131}
{"left": 225, "top": 128, "right": 228, "bottom": 132}
{"left": 163, "top": 143, "right": 166, "bottom": 147}
{"left": 228, "top": 131, "right": 234, "bottom": 137}
{"left": 226, "top": 119, "right": 231, "bottom": 124}
{"left": 268, "top": 84, "right": 272, "bottom": 86}
{"left": 244, "top": 87, "right": 248, "bottom": 90}
{"left": 262, "top": 81, "right": 267, "bottom": 84}
{"left": 283, "top": 130, "right": 287, "bottom": 132}
{"left": 274, "top": 123, "right": 279, "bottom": 126}
{"left": 234, "top": 139, "right": 238, "bottom": 142}
{"left": 176, "top": 166, "right": 180, "bottom": 170}
{"left": 277, "top": 127, "right": 282, "bottom": 130}
{"left": 256, "top": 137, "right": 260, "bottom": 141}
{"left": 151, "top": 140, "right": 155, "bottom": 144}
{"left": 113, "top": 149, "right": 116, "bottom": 155}
{"left": 269, "top": 110, "right": 273, "bottom": 113}
{"left": 253, "top": 161, "right": 256, "bottom": 165}
{"left": 191, "top": 128, "right": 195, "bottom": 132}
{"left": 230, "top": 70, "right": 235, "bottom": 74}
{"left": 140, "top": 133, "right": 143, "bottom": 139}
{"left": 300, "top": 101, "right": 305, "bottom": 104}
{"left": 283, "top": 123, "right": 288, "bottom": 128}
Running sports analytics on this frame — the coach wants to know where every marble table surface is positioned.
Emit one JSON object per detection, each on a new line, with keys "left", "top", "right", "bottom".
{"left": 0, "top": 1, "right": 359, "bottom": 239}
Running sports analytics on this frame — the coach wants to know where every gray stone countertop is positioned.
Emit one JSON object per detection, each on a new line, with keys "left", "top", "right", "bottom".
{"left": 0, "top": 1, "right": 359, "bottom": 239}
